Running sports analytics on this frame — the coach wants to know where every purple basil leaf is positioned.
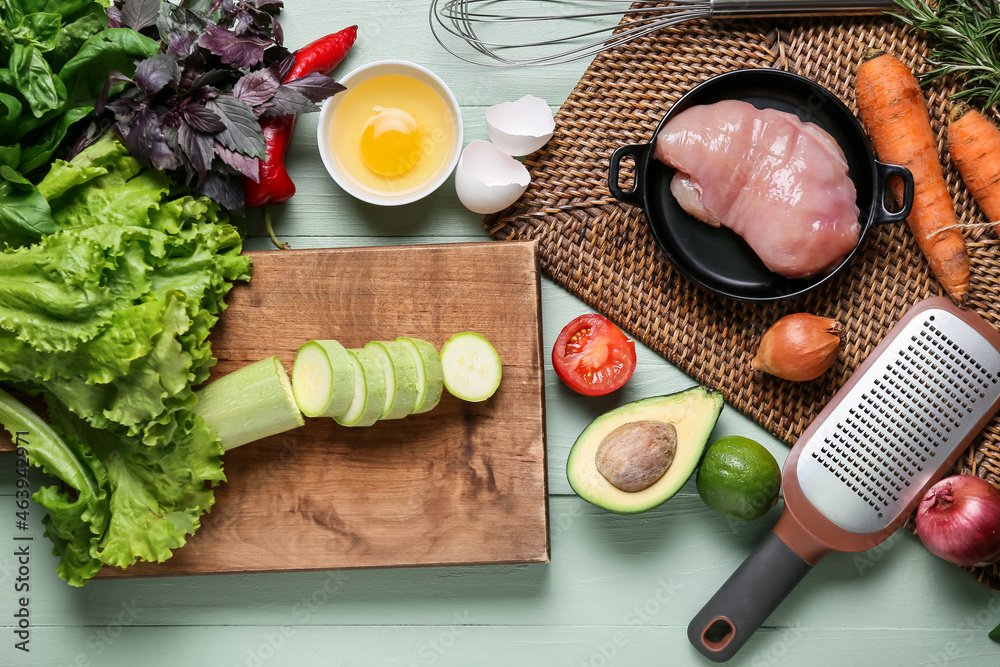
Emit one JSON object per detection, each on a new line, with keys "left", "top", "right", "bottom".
{"left": 107, "top": 5, "right": 124, "bottom": 28}
{"left": 160, "top": 122, "right": 183, "bottom": 170}
{"left": 134, "top": 54, "right": 182, "bottom": 98}
{"left": 270, "top": 13, "right": 283, "bottom": 45}
{"left": 187, "top": 70, "right": 229, "bottom": 94}
{"left": 159, "top": 2, "right": 210, "bottom": 57}
{"left": 258, "top": 86, "right": 316, "bottom": 117}
{"left": 215, "top": 142, "right": 260, "bottom": 181}
{"left": 178, "top": 123, "right": 215, "bottom": 183}
{"left": 205, "top": 94, "right": 265, "bottom": 158}
{"left": 274, "top": 51, "right": 295, "bottom": 82}
{"left": 280, "top": 73, "right": 346, "bottom": 103}
{"left": 197, "top": 170, "right": 245, "bottom": 215}
{"left": 182, "top": 102, "right": 225, "bottom": 133}
{"left": 198, "top": 24, "right": 271, "bottom": 70}
{"left": 166, "top": 31, "right": 200, "bottom": 58}
{"left": 228, "top": 9, "right": 254, "bottom": 35}
{"left": 261, "top": 44, "right": 292, "bottom": 72}
{"left": 121, "top": 0, "right": 162, "bottom": 31}
{"left": 96, "top": 71, "right": 135, "bottom": 114}
{"left": 113, "top": 105, "right": 179, "bottom": 172}
{"left": 105, "top": 93, "right": 146, "bottom": 135}
{"left": 146, "top": 123, "right": 180, "bottom": 172}
{"left": 251, "top": 0, "right": 285, "bottom": 13}
{"left": 178, "top": 0, "right": 214, "bottom": 11}
{"left": 234, "top": 68, "right": 280, "bottom": 107}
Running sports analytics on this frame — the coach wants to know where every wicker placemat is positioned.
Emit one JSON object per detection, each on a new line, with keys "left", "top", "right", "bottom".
{"left": 485, "top": 15, "right": 1000, "bottom": 590}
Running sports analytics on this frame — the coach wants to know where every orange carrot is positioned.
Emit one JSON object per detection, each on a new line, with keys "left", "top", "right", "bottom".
{"left": 948, "top": 103, "right": 1000, "bottom": 227}
{"left": 854, "top": 49, "right": 970, "bottom": 306}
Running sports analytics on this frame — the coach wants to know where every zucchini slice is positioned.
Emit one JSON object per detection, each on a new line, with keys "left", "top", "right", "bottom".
{"left": 292, "top": 340, "right": 355, "bottom": 418}
{"left": 397, "top": 336, "right": 444, "bottom": 413}
{"left": 334, "top": 348, "right": 387, "bottom": 427}
{"left": 365, "top": 340, "right": 419, "bottom": 419}
{"left": 440, "top": 332, "right": 502, "bottom": 403}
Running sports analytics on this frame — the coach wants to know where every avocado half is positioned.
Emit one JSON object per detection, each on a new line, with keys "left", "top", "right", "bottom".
{"left": 566, "top": 386, "right": 724, "bottom": 514}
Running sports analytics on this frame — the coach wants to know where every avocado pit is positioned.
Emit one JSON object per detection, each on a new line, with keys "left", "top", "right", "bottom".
{"left": 595, "top": 420, "right": 678, "bottom": 492}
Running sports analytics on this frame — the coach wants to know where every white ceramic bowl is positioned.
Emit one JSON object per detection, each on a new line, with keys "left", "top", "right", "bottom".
{"left": 317, "top": 60, "right": 463, "bottom": 206}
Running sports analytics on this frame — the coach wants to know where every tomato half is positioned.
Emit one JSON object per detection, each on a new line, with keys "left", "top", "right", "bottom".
{"left": 552, "top": 314, "right": 637, "bottom": 396}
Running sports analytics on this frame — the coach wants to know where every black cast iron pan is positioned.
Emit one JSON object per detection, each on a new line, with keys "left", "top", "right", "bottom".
{"left": 608, "top": 68, "right": 915, "bottom": 302}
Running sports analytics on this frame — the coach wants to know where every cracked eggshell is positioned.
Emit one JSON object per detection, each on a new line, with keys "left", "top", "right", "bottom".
{"left": 485, "top": 95, "right": 555, "bottom": 157}
{"left": 455, "top": 140, "right": 531, "bottom": 215}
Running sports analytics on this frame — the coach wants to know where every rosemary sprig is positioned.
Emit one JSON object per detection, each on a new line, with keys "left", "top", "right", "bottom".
{"left": 891, "top": 0, "right": 1000, "bottom": 107}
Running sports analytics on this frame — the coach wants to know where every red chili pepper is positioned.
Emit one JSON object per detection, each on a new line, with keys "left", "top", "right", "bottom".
{"left": 285, "top": 26, "right": 359, "bottom": 82}
{"left": 244, "top": 25, "right": 358, "bottom": 209}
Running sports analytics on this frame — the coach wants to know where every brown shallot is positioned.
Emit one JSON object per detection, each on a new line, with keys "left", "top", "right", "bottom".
{"left": 751, "top": 314, "right": 843, "bottom": 381}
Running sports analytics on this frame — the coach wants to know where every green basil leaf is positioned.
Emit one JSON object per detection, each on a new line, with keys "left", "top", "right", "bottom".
{"left": 4, "top": 43, "right": 66, "bottom": 118}
{"left": 12, "top": 12, "right": 61, "bottom": 51}
{"left": 16, "top": 104, "right": 91, "bottom": 173}
{"left": 16, "top": 1, "right": 49, "bottom": 14}
{"left": 0, "top": 163, "right": 30, "bottom": 184}
{"left": 43, "top": 0, "right": 102, "bottom": 22}
{"left": 59, "top": 28, "right": 159, "bottom": 107}
{"left": 0, "top": 91, "right": 22, "bottom": 121}
{"left": 0, "top": 144, "right": 20, "bottom": 168}
{"left": 0, "top": 1, "right": 26, "bottom": 30}
{"left": 48, "top": 8, "right": 107, "bottom": 71}
{"left": 0, "top": 104, "right": 61, "bottom": 144}
{"left": 0, "top": 22, "right": 14, "bottom": 52}
{"left": 0, "top": 176, "right": 56, "bottom": 238}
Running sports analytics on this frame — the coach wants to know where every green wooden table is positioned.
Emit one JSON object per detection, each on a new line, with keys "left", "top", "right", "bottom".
{"left": 3, "top": 2, "right": 1000, "bottom": 665}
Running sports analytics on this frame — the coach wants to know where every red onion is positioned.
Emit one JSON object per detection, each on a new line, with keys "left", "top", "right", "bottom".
{"left": 915, "top": 475, "right": 1000, "bottom": 567}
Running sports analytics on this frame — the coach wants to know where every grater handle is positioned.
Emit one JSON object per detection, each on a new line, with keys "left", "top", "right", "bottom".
{"left": 687, "top": 530, "right": 815, "bottom": 662}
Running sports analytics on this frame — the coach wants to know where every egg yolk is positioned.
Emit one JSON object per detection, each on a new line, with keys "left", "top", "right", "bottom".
{"left": 360, "top": 106, "right": 421, "bottom": 176}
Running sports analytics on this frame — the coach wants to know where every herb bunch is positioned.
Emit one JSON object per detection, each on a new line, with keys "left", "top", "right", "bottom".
{"left": 101, "top": 0, "right": 344, "bottom": 212}
{"left": 892, "top": 0, "right": 1000, "bottom": 108}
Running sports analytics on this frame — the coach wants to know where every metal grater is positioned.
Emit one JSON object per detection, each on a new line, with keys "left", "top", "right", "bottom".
{"left": 797, "top": 307, "right": 1000, "bottom": 533}
{"left": 690, "top": 298, "right": 1000, "bottom": 663}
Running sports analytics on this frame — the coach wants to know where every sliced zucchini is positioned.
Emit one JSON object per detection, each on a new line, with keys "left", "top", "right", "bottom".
{"left": 365, "top": 340, "right": 420, "bottom": 419}
{"left": 440, "top": 332, "right": 502, "bottom": 403}
{"left": 334, "top": 348, "right": 387, "bottom": 427}
{"left": 291, "top": 340, "right": 355, "bottom": 418}
{"left": 397, "top": 336, "right": 444, "bottom": 413}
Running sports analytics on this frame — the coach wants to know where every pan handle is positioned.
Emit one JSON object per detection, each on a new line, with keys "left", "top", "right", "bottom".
{"left": 872, "top": 161, "right": 914, "bottom": 226}
{"left": 607, "top": 143, "right": 651, "bottom": 208}
{"left": 687, "top": 529, "right": 815, "bottom": 662}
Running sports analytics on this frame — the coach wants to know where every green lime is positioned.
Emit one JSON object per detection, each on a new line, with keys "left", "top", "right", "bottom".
{"left": 696, "top": 436, "right": 782, "bottom": 521}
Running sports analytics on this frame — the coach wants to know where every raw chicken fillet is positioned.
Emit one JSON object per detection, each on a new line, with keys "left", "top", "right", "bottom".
{"left": 654, "top": 100, "right": 861, "bottom": 279}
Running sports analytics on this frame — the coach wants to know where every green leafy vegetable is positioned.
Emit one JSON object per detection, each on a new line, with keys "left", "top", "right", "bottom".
{"left": 102, "top": 0, "right": 344, "bottom": 212}
{"left": 0, "top": 133, "right": 251, "bottom": 586}
{"left": 892, "top": 0, "right": 1000, "bottom": 106}
{"left": 0, "top": 0, "right": 159, "bottom": 240}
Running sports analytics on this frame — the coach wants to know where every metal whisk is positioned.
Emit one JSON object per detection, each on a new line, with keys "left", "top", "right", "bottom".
{"left": 429, "top": 0, "right": 897, "bottom": 67}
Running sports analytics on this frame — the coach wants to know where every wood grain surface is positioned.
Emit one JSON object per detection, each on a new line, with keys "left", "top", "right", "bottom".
{"left": 9, "top": 240, "right": 549, "bottom": 576}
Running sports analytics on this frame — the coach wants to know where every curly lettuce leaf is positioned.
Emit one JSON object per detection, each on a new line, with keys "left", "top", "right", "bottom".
{"left": 0, "top": 132, "right": 249, "bottom": 585}
{"left": 44, "top": 394, "right": 224, "bottom": 571}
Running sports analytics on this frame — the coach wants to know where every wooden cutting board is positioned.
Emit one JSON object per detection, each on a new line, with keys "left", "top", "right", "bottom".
{"left": 3, "top": 241, "right": 550, "bottom": 576}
